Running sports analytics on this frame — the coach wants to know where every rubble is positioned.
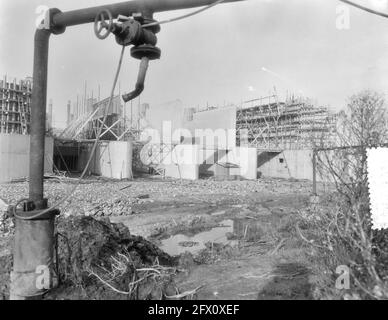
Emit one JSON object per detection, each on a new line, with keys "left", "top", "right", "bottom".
{"left": 0, "top": 178, "right": 312, "bottom": 219}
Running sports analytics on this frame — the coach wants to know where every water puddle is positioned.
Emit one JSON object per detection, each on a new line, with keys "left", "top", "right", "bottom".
{"left": 160, "top": 218, "right": 265, "bottom": 256}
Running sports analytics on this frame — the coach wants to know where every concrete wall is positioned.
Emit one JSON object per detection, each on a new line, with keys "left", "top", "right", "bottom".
{"left": 257, "top": 149, "right": 324, "bottom": 181}
{"left": 185, "top": 106, "right": 236, "bottom": 149}
{"left": 227, "top": 147, "right": 258, "bottom": 180}
{"left": 0, "top": 134, "right": 53, "bottom": 183}
{"left": 92, "top": 141, "right": 133, "bottom": 180}
{"left": 160, "top": 144, "right": 200, "bottom": 180}
{"left": 138, "top": 100, "right": 185, "bottom": 143}
{"left": 198, "top": 147, "right": 257, "bottom": 180}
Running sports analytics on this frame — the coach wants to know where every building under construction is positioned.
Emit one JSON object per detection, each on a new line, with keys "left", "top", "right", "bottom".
{"left": 236, "top": 95, "right": 338, "bottom": 150}
{"left": 0, "top": 76, "right": 33, "bottom": 135}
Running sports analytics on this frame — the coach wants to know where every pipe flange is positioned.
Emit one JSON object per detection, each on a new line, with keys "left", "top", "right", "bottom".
{"left": 130, "top": 45, "right": 161, "bottom": 60}
{"left": 49, "top": 8, "right": 66, "bottom": 35}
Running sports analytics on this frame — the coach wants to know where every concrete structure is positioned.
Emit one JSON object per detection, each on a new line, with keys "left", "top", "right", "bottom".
{"left": 132, "top": 105, "right": 259, "bottom": 180}
{"left": 94, "top": 141, "right": 133, "bottom": 179}
{"left": 257, "top": 149, "right": 324, "bottom": 181}
{"left": 198, "top": 147, "right": 257, "bottom": 180}
{"left": 54, "top": 139, "right": 133, "bottom": 180}
{"left": 160, "top": 144, "right": 200, "bottom": 180}
{"left": 0, "top": 134, "right": 53, "bottom": 182}
{"left": 57, "top": 94, "right": 335, "bottom": 182}
{"left": 185, "top": 106, "right": 237, "bottom": 149}
{"left": 226, "top": 147, "right": 257, "bottom": 180}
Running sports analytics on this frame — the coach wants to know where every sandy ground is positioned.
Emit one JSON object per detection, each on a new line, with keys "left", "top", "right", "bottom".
{"left": 0, "top": 176, "right": 333, "bottom": 300}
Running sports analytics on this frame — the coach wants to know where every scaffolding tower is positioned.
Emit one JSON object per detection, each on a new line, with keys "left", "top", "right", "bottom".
{"left": 236, "top": 95, "right": 338, "bottom": 150}
{"left": 0, "top": 76, "right": 32, "bottom": 135}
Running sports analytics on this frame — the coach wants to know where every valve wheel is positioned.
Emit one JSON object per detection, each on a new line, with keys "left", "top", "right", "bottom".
{"left": 94, "top": 9, "right": 114, "bottom": 40}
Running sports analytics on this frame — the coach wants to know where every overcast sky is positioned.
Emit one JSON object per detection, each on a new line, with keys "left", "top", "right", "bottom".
{"left": 1, "top": 0, "right": 388, "bottom": 128}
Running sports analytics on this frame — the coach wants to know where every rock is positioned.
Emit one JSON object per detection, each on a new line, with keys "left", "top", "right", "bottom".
{"left": 137, "top": 194, "right": 150, "bottom": 199}
{"left": 0, "top": 199, "right": 8, "bottom": 213}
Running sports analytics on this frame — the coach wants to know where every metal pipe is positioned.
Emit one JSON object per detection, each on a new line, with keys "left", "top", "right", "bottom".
{"left": 29, "top": 29, "right": 51, "bottom": 204}
{"left": 53, "top": 0, "right": 243, "bottom": 28}
{"left": 122, "top": 57, "right": 149, "bottom": 103}
{"left": 18, "top": 0, "right": 245, "bottom": 300}
{"left": 11, "top": 216, "right": 56, "bottom": 300}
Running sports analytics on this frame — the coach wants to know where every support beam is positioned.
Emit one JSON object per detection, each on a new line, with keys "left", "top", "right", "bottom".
{"left": 53, "top": 0, "right": 243, "bottom": 28}
{"left": 99, "top": 118, "right": 121, "bottom": 139}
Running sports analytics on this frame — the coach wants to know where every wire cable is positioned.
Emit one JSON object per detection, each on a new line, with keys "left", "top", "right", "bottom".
{"left": 338, "top": 0, "right": 388, "bottom": 19}
{"left": 13, "top": 46, "right": 126, "bottom": 220}
{"left": 142, "top": 0, "right": 226, "bottom": 28}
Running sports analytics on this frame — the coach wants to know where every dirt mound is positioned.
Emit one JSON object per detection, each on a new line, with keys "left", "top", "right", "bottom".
{"left": 1, "top": 216, "right": 181, "bottom": 300}
{"left": 51, "top": 216, "right": 178, "bottom": 299}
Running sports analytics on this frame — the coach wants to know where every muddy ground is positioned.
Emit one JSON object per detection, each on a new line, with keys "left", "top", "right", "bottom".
{"left": 0, "top": 176, "right": 336, "bottom": 300}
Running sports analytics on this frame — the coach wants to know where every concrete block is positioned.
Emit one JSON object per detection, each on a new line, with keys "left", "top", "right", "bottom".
{"left": 219, "top": 147, "right": 257, "bottom": 180}
{"left": 0, "top": 134, "right": 53, "bottom": 183}
{"left": 93, "top": 141, "right": 133, "bottom": 180}
{"left": 257, "top": 149, "right": 327, "bottom": 182}
{"left": 161, "top": 144, "right": 200, "bottom": 180}
{"left": 163, "top": 163, "right": 199, "bottom": 180}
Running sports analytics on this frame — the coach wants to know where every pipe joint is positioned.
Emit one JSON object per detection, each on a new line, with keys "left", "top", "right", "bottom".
{"left": 49, "top": 8, "right": 67, "bottom": 35}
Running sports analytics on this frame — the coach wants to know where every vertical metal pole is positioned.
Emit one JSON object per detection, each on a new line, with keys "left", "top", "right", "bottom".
{"left": 29, "top": 29, "right": 51, "bottom": 203}
{"left": 11, "top": 29, "right": 54, "bottom": 301}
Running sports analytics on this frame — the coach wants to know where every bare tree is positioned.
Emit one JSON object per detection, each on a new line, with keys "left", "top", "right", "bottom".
{"left": 313, "top": 90, "right": 388, "bottom": 299}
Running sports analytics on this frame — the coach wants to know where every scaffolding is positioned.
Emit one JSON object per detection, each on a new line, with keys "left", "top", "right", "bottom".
{"left": 236, "top": 95, "right": 338, "bottom": 150}
{"left": 59, "top": 95, "right": 141, "bottom": 141}
{"left": 0, "top": 76, "right": 32, "bottom": 135}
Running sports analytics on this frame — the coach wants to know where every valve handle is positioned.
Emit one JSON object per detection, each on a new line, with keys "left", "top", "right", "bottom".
{"left": 94, "top": 9, "right": 114, "bottom": 40}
